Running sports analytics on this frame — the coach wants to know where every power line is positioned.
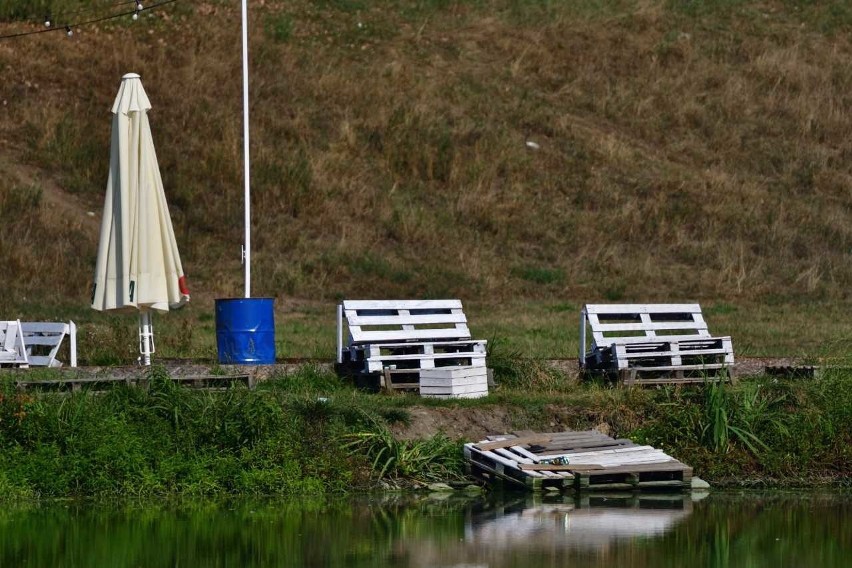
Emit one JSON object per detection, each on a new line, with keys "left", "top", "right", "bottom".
{"left": 0, "top": 0, "right": 180, "bottom": 41}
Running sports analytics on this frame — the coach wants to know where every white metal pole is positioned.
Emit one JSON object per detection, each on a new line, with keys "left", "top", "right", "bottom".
{"left": 241, "top": 0, "right": 251, "bottom": 298}
{"left": 336, "top": 303, "right": 343, "bottom": 364}
{"left": 139, "top": 311, "right": 153, "bottom": 366}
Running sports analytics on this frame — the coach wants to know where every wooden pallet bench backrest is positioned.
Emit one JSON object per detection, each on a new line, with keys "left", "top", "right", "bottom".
{"left": 20, "top": 321, "right": 77, "bottom": 367}
{"left": 337, "top": 299, "right": 473, "bottom": 363}
{"left": 580, "top": 304, "right": 712, "bottom": 363}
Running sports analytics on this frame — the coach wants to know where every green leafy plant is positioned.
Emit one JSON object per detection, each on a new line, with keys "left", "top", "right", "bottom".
{"left": 342, "top": 417, "right": 462, "bottom": 482}
{"left": 701, "top": 379, "right": 768, "bottom": 454}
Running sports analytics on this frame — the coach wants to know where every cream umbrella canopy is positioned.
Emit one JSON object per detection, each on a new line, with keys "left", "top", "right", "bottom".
{"left": 91, "top": 73, "right": 189, "bottom": 365}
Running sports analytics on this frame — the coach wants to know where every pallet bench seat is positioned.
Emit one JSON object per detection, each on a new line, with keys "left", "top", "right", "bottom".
{"left": 336, "top": 299, "right": 487, "bottom": 390}
{"left": 579, "top": 304, "right": 733, "bottom": 384}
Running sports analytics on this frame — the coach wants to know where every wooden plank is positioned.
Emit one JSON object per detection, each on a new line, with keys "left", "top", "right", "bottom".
{"left": 475, "top": 435, "right": 553, "bottom": 451}
{"left": 494, "top": 448, "right": 562, "bottom": 478}
{"left": 365, "top": 356, "right": 485, "bottom": 374}
{"left": 594, "top": 321, "right": 706, "bottom": 332}
{"left": 537, "top": 440, "right": 636, "bottom": 454}
{"left": 343, "top": 299, "right": 463, "bottom": 310}
{"left": 624, "top": 377, "right": 727, "bottom": 385}
{"left": 519, "top": 463, "right": 605, "bottom": 472}
{"left": 596, "top": 334, "right": 719, "bottom": 346}
{"left": 510, "top": 445, "right": 542, "bottom": 462}
{"left": 423, "top": 391, "right": 488, "bottom": 399}
{"left": 535, "top": 434, "right": 615, "bottom": 444}
{"left": 350, "top": 327, "right": 471, "bottom": 343}
{"left": 633, "top": 480, "right": 689, "bottom": 488}
{"left": 421, "top": 383, "right": 488, "bottom": 395}
{"left": 353, "top": 339, "right": 485, "bottom": 349}
{"left": 626, "top": 363, "right": 729, "bottom": 371}
{"left": 585, "top": 303, "right": 702, "bottom": 314}
{"left": 470, "top": 448, "right": 543, "bottom": 478}
{"left": 367, "top": 350, "right": 486, "bottom": 362}
{"left": 535, "top": 432, "right": 625, "bottom": 443}
{"left": 420, "top": 366, "right": 488, "bottom": 380}
{"left": 420, "top": 377, "right": 487, "bottom": 388}
{"left": 585, "top": 463, "right": 690, "bottom": 474}
{"left": 618, "top": 345, "right": 728, "bottom": 356}
{"left": 345, "top": 313, "right": 468, "bottom": 326}
{"left": 537, "top": 430, "right": 614, "bottom": 439}
{"left": 18, "top": 322, "right": 69, "bottom": 333}
{"left": 554, "top": 444, "right": 659, "bottom": 456}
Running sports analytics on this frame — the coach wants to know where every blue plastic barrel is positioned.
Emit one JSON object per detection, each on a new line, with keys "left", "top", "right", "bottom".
{"left": 215, "top": 298, "right": 276, "bottom": 364}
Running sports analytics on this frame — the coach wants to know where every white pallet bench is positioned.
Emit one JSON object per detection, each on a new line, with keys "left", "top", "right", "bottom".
{"left": 579, "top": 303, "right": 733, "bottom": 385}
{"left": 20, "top": 321, "right": 77, "bottom": 367}
{"left": 337, "top": 299, "right": 487, "bottom": 390}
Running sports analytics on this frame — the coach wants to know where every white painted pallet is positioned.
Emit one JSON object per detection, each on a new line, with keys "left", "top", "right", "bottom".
{"left": 20, "top": 321, "right": 77, "bottom": 367}
{"left": 0, "top": 320, "right": 29, "bottom": 367}
{"left": 420, "top": 366, "right": 489, "bottom": 399}
{"left": 579, "top": 303, "right": 734, "bottom": 381}
{"left": 465, "top": 430, "right": 692, "bottom": 492}
{"left": 337, "top": 299, "right": 488, "bottom": 379}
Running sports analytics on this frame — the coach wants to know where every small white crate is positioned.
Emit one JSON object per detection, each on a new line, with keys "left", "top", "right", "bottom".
{"left": 419, "top": 366, "right": 489, "bottom": 399}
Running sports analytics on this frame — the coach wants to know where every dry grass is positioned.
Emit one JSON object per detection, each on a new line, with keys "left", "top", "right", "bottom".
{"left": 0, "top": 1, "right": 850, "bottom": 358}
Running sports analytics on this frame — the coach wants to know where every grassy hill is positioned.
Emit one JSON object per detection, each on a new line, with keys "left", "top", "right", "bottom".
{"left": 0, "top": 0, "right": 850, "bottom": 360}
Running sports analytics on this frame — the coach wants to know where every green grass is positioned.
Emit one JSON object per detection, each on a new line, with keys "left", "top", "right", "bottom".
{"left": 1, "top": 364, "right": 849, "bottom": 499}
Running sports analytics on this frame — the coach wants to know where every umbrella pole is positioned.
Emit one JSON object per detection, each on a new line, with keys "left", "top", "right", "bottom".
{"left": 139, "top": 310, "right": 154, "bottom": 366}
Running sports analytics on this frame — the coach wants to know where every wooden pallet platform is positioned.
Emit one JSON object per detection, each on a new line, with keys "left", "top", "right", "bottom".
{"left": 617, "top": 367, "right": 732, "bottom": 386}
{"left": 764, "top": 365, "right": 820, "bottom": 379}
{"left": 465, "top": 430, "right": 692, "bottom": 493}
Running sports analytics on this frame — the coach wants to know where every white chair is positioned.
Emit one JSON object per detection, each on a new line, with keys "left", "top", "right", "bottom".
{"left": 20, "top": 321, "right": 77, "bottom": 367}
{"left": 0, "top": 320, "right": 30, "bottom": 367}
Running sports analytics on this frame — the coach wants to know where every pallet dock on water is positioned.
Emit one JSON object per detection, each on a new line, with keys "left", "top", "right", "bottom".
{"left": 464, "top": 429, "right": 692, "bottom": 492}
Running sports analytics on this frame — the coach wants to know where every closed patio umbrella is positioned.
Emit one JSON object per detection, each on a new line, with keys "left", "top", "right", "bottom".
{"left": 91, "top": 72, "right": 189, "bottom": 365}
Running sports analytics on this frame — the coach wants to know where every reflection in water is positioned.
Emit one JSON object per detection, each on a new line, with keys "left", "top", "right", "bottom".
{"left": 466, "top": 494, "right": 692, "bottom": 551}
{"left": 0, "top": 492, "right": 849, "bottom": 567}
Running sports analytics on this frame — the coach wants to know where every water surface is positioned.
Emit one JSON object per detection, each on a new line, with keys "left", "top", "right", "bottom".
{"left": 1, "top": 491, "right": 848, "bottom": 567}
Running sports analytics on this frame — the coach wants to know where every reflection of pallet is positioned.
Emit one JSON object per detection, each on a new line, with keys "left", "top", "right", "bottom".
{"left": 465, "top": 430, "right": 693, "bottom": 493}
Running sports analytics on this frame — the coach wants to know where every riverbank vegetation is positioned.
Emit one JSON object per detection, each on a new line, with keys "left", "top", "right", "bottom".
{"left": 1, "top": 363, "right": 849, "bottom": 499}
